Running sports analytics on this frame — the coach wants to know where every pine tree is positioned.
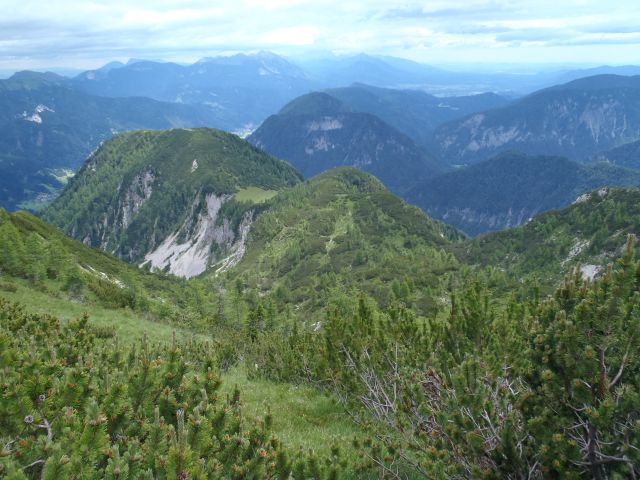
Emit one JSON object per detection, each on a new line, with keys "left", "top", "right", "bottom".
{"left": 247, "top": 301, "right": 267, "bottom": 341}
{"left": 23, "top": 233, "right": 47, "bottom": 283}
{"left": 0, "top": 220, "right": 25, "bottom": 276}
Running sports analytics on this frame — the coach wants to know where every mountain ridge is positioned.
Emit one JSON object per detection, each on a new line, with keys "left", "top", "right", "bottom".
{"left": 433, "top": 74, "right": 640, "bottom": 164}
{"left": 456, "top": 187, "right": 640, "bottom": 286}
{"left": 0, "top": 76, "right": 223, "bottom": 211}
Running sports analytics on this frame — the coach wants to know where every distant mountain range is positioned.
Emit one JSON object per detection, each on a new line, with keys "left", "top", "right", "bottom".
{"left": 247, "top": 92, "right": 443, "bottom": 194}
{"left": 72, "top": 51, "right": 317, "bottom": 133}
{"left": 407, "top": 152, "right": 640, "bottom": 235}
{"left": 433, "top": 75, "right": 640, "bottom": 165}
{"left": 69, "top": 51, "right": 524, "bottom": 133}
{"left": 4, "top": 51, "right": 640, "bottom": 237}
{"left": 323, "top": 84, "right": 509, "bottom": 148}
{"left": 293, "top": 53, "right": 638, "bottom": 96}
{"left": 0, "top": 72, "right": 220, "bottom": 211}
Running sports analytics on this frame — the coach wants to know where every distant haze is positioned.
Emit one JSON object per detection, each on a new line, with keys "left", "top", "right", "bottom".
{"left": 0, "top": 0, "right": 639, "bottom": 74}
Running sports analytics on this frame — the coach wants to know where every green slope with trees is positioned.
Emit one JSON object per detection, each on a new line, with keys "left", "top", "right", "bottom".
{"left": 217, "top": 167, "right": 464, "bottom": 321}
{"left": 248, "top": 238, "right": 640, "bottom": 478}
{"left": 3, "top": 177, "right": 640, "bottom": 477}
{"left": 0, "top": 209, "right": 365, "bottom": 476}
{"left": 5, "top": 118, "right": 640, "bottom": 479}
{"left": 0, "top": 298, "right": 352, "bottom": 479}
{"left": 0, "top": 208, "right": 212, "bottom": 325}
{"left": 456, "top": 187, "right": 640, "bottom": 286}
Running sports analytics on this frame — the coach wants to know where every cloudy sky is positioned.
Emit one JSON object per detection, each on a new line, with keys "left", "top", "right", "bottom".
{"left": 1, "top": 0, "right": 639, "bottom": 72}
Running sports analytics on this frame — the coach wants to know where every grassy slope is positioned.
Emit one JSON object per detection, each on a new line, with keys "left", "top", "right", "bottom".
{"left": 0, "top": 280, "right": 360, "bottom": 457}
{"left": 5, "top": 209, "right": 200, "bottom": 315}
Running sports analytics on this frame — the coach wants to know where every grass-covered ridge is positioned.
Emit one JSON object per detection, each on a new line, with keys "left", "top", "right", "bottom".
{"left": 221, "top": 167, "right": 464, "bottom": 319}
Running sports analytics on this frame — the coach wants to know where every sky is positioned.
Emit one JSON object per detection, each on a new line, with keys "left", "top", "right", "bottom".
{"left": 1, "top": 0, "right": 639, "bottom": 73}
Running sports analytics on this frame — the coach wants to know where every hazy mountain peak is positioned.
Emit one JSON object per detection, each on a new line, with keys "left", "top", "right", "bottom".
{"left": 278, "top": 91, "right": 348, "bottom": 116}
{"left": 7, "top": 70, "right": 67, "bottom": 85}
{"left": 542, "top": 73, "right": 640, "bottom": 92}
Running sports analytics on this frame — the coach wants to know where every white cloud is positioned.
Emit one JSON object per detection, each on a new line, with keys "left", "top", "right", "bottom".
{"left": 262, "top": 26, "right": 320, "bottom": 46}
{"left": 0, "top": 0, "right": 638, "bottom": 70}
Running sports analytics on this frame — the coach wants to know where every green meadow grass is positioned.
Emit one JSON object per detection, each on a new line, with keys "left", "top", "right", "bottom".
{"left": 0, "top": 280, "right": 197, "bottom": 344}
{"left": 222, "top": 366, "right": 361, "bottom": 457}
{"left": 235, "top": 186, "right": 278, "bottom": 203}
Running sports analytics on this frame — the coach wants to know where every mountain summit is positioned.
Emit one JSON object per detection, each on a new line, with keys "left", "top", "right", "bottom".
{"left": 248, "top": 92, "right": 443, "bottom": 194}
{"left": 43, "top": 128, "right": 301, "bottom": 278}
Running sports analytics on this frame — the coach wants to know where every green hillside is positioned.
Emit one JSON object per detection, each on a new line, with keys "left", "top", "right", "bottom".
{"left": 0, "top": 296, "right": 359, "bottom": 479}
{"left": 221, "top": 167, "right": 464, "bottom": 318}
{"left": 0, "top": 208, "right": 366, "bottom": 471}
{"left": 248, "top": 231, "right": 640, "bottom": 479}
{"left": 6, "top": 122, "right": 640, "bottom": 478}
{"left": 457, "top": 187, "right": 640, "bottom": 285}
{"left": 3, "top": 176, "right": 640, "bottom": 478}
{"left": 43, "top": 128, "right": 302, "bottom": 277}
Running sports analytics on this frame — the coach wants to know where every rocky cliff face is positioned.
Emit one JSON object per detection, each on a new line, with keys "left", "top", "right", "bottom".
{"left": 74, "top": 178, "right": 255, "bottom": 278}
{"left": 80, "top": 170, "right": 157, "bottom": 248}
{"left": 142, "top": 193, "right": 253, "bottom": 278}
